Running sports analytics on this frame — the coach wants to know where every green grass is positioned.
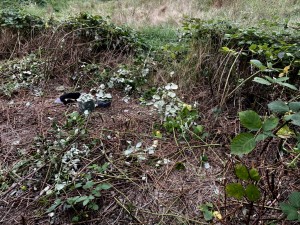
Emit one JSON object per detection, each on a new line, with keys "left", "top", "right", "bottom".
{"left": 139, "top": 25, "right": 178, "bottom": 49}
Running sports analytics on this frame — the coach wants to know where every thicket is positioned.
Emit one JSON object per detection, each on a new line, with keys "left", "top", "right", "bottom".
{"left": 1, "top": 8, "right": 300, "bottom": 224}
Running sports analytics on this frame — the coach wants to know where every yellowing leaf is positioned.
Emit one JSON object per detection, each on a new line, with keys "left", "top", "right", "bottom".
{"left": 279, "top": 72, "right": 284, "bottom": 78}
{"left": 213, "top": 211, "right": 222, "bottom": 220}
{"left": 276, "top": 125, "right": 295, "bottom": 139}
{"left": 283, "top": 65, "right": 290, "bottom": 74}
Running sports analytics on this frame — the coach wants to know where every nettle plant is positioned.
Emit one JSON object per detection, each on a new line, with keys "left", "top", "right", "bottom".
{"left": 230, "top": 100, "right": 300, "bottom": 158}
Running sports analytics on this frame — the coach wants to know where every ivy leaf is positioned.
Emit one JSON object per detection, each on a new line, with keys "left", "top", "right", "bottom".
{"left": 239, "top": 110, "right": 262, "bottom": 131}
{"left": 234, "top": 164, "right": 249, "bottom": 180}
{"left": 231, "top": 133, "right": 256, "bottom": 155}
{"left": 226, "top": 183, "right": 245, "bottom": 200}
{"left": 249, "top": 168, "right": 260, "bottom": 181}
{"left": 262, "top": 116, "right": 279, "bottom": 131}
{"left": 245, "top": 184, "right": 261, "bottom": 202}
{"left": 268, "top": 100, "right": 289, "bottom": 114}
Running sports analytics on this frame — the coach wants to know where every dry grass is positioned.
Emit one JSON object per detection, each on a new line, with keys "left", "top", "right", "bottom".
{"left": 23, "top": 0, "right": 300, "bottom": 27}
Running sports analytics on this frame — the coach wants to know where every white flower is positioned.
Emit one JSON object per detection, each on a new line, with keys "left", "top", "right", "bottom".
{"left": 165, "top": 83, "right": 178, "bottom": 90}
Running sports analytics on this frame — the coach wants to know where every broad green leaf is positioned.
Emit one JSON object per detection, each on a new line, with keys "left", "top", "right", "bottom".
{"left": 83, "top": 181, "right": 95, "bottom": 190}
{"left": 268, "top": 100, "right": 289, "bottom": 114}
{"left": 239, "top": 110, "right": 262, "bottom": 131}
{"left": 90, "top": 203, "right": 99, "bottom": 210}
{"left": 250, "top": 59, "right": 266, "bottom": 71}
{"left": 231, "top": 133, "right": 256, "bottom": 155}
{"left": 288, "top": 102, "right": 300, "bottom": 112}
{"left": 234, "top": 164, "right": 249, "bottom": 180}
{"left": 193, "top": 125, "right": 204, "bottom": 134}
{"left": 255, "top": 133, "right": 272, "bottom": 142}
{"left": 289, "top": 192, "right": 300, "bottom": 208}
{"left": 290, "top": 113, "right": 300, "bottom": 126}
{"left": 249, "top": 168, "right": 260, "bottom": 181}
{"left": 245, "top": 184, "right": 261, "bottom": 202}
{"left": 262, "top": 116, "right": 279, "bottom": 131}
{"left": 100, "top": 183, "right": 112, "bottom": 190}
{"left": 253, "top": 77, "right": 272, "bottom": 85}
{"left": 83, "top": 199, "right": 90, "bottom": 206}
{"left": 226, "top": 183, "right": 245, "bottom": 200}
{"left": 203, "top": 210, "right": 213, "bottom": 221}
{"left": 280, "top": 203, "right": 299, "bottom": 221}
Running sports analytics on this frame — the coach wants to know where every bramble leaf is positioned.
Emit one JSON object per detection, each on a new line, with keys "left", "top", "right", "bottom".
{"left": 249, "top": 168, "right": 260, "bottom": 181}
{"left": 262, "top": 116, "right": 279, "bottom": 131}
{"left": 226, "top": 183, "right": 245, "bottom": 200}
{"left": 235, "top": 164, "right": 249, "bottom": 180}
{"left": 231, "top": 133, "right": 256, "bottom": 155}
{"left": 268, "top": 101, "right": 289, "bottom": 114}
{"left": 245, "top": 184, "right": 261, "bottom": 202}
{"left": 239, "top": 110, "right": 262, "bottom": 131}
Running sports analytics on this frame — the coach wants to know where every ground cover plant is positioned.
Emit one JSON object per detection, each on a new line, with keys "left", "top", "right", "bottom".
{"left": 0, "top": 1, "right": 300, "bottom": 224}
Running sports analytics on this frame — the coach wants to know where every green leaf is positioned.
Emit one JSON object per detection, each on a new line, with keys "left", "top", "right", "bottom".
{"left": 83, "top": 199, "right": 90, "bottom": 206}
{"left": 250, "top": 59, "right": 266, "bottom": 71}
{"left": 289, "top": 192, "right": 300, "bottom": 208}
{"left": 100, "top": 183, "right": 111, "bottom": 190}
{"left": 280, "top": 203, "right": 299, "bottom": 221}
{"left": 239, "top": 110, "right": 262, "bottom": 131}
{"left": 193, "top": 125, "right": 204, "bottom": 134}
{"left": 249, "top": 168, "right": 260, "bottom": 181}
{"left": 255, "top": 133, "right": 271, "bottom": 142}
{"left": 290, "top": 113, "right": 300, "bottom": 126}
{"left": 278, "top": 82, "right": 298, "bottom": 91}
{"left": 175, "top": 162, "right": 185, "bottom": 170}
{"left": 268, "top": 100, "right": 289, "bottom": 114}
{"left": 253, "top": 77, "right": 272, "bottom": 85}
{"left": 90, "top": 203, "right": 99, "bottom": 210}
{"left": 226, "top": 183, "right": 245, "bottom": 200}
{"left": 234, "top": 164, "right": 249, "bottom": 180}
{"left": 83, "top": 181, "right": 95, "bottom": 190}
{"left": 289, "top": 102, "right": 300, "bottom": 112}
{"left": 231, "top": 133, "right": 256, "bottom": 155}
{"left": 262, "top": 116, "right": 279, "bottom": 131}
{"left": 245, "top": 184, "right": 261, "bottom": 202}
{"left": 203, "top": 210, "right": 213, "bottom": 221}
{"left": 46, "top": 199, "right": 62, "bottom": 213}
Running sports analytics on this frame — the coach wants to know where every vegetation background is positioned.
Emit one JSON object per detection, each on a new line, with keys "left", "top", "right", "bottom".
{"left": 0, "top": 0, "right": 299, "bottom": 224}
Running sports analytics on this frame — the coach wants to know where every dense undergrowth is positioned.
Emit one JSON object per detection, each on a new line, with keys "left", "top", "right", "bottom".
{"left": 1, "top": 5, "right": 300, "bottom": 225}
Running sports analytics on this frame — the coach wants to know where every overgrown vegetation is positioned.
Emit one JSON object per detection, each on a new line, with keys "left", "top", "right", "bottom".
{"left": 1, "top": 1, "right": 300, "bottom": 224}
